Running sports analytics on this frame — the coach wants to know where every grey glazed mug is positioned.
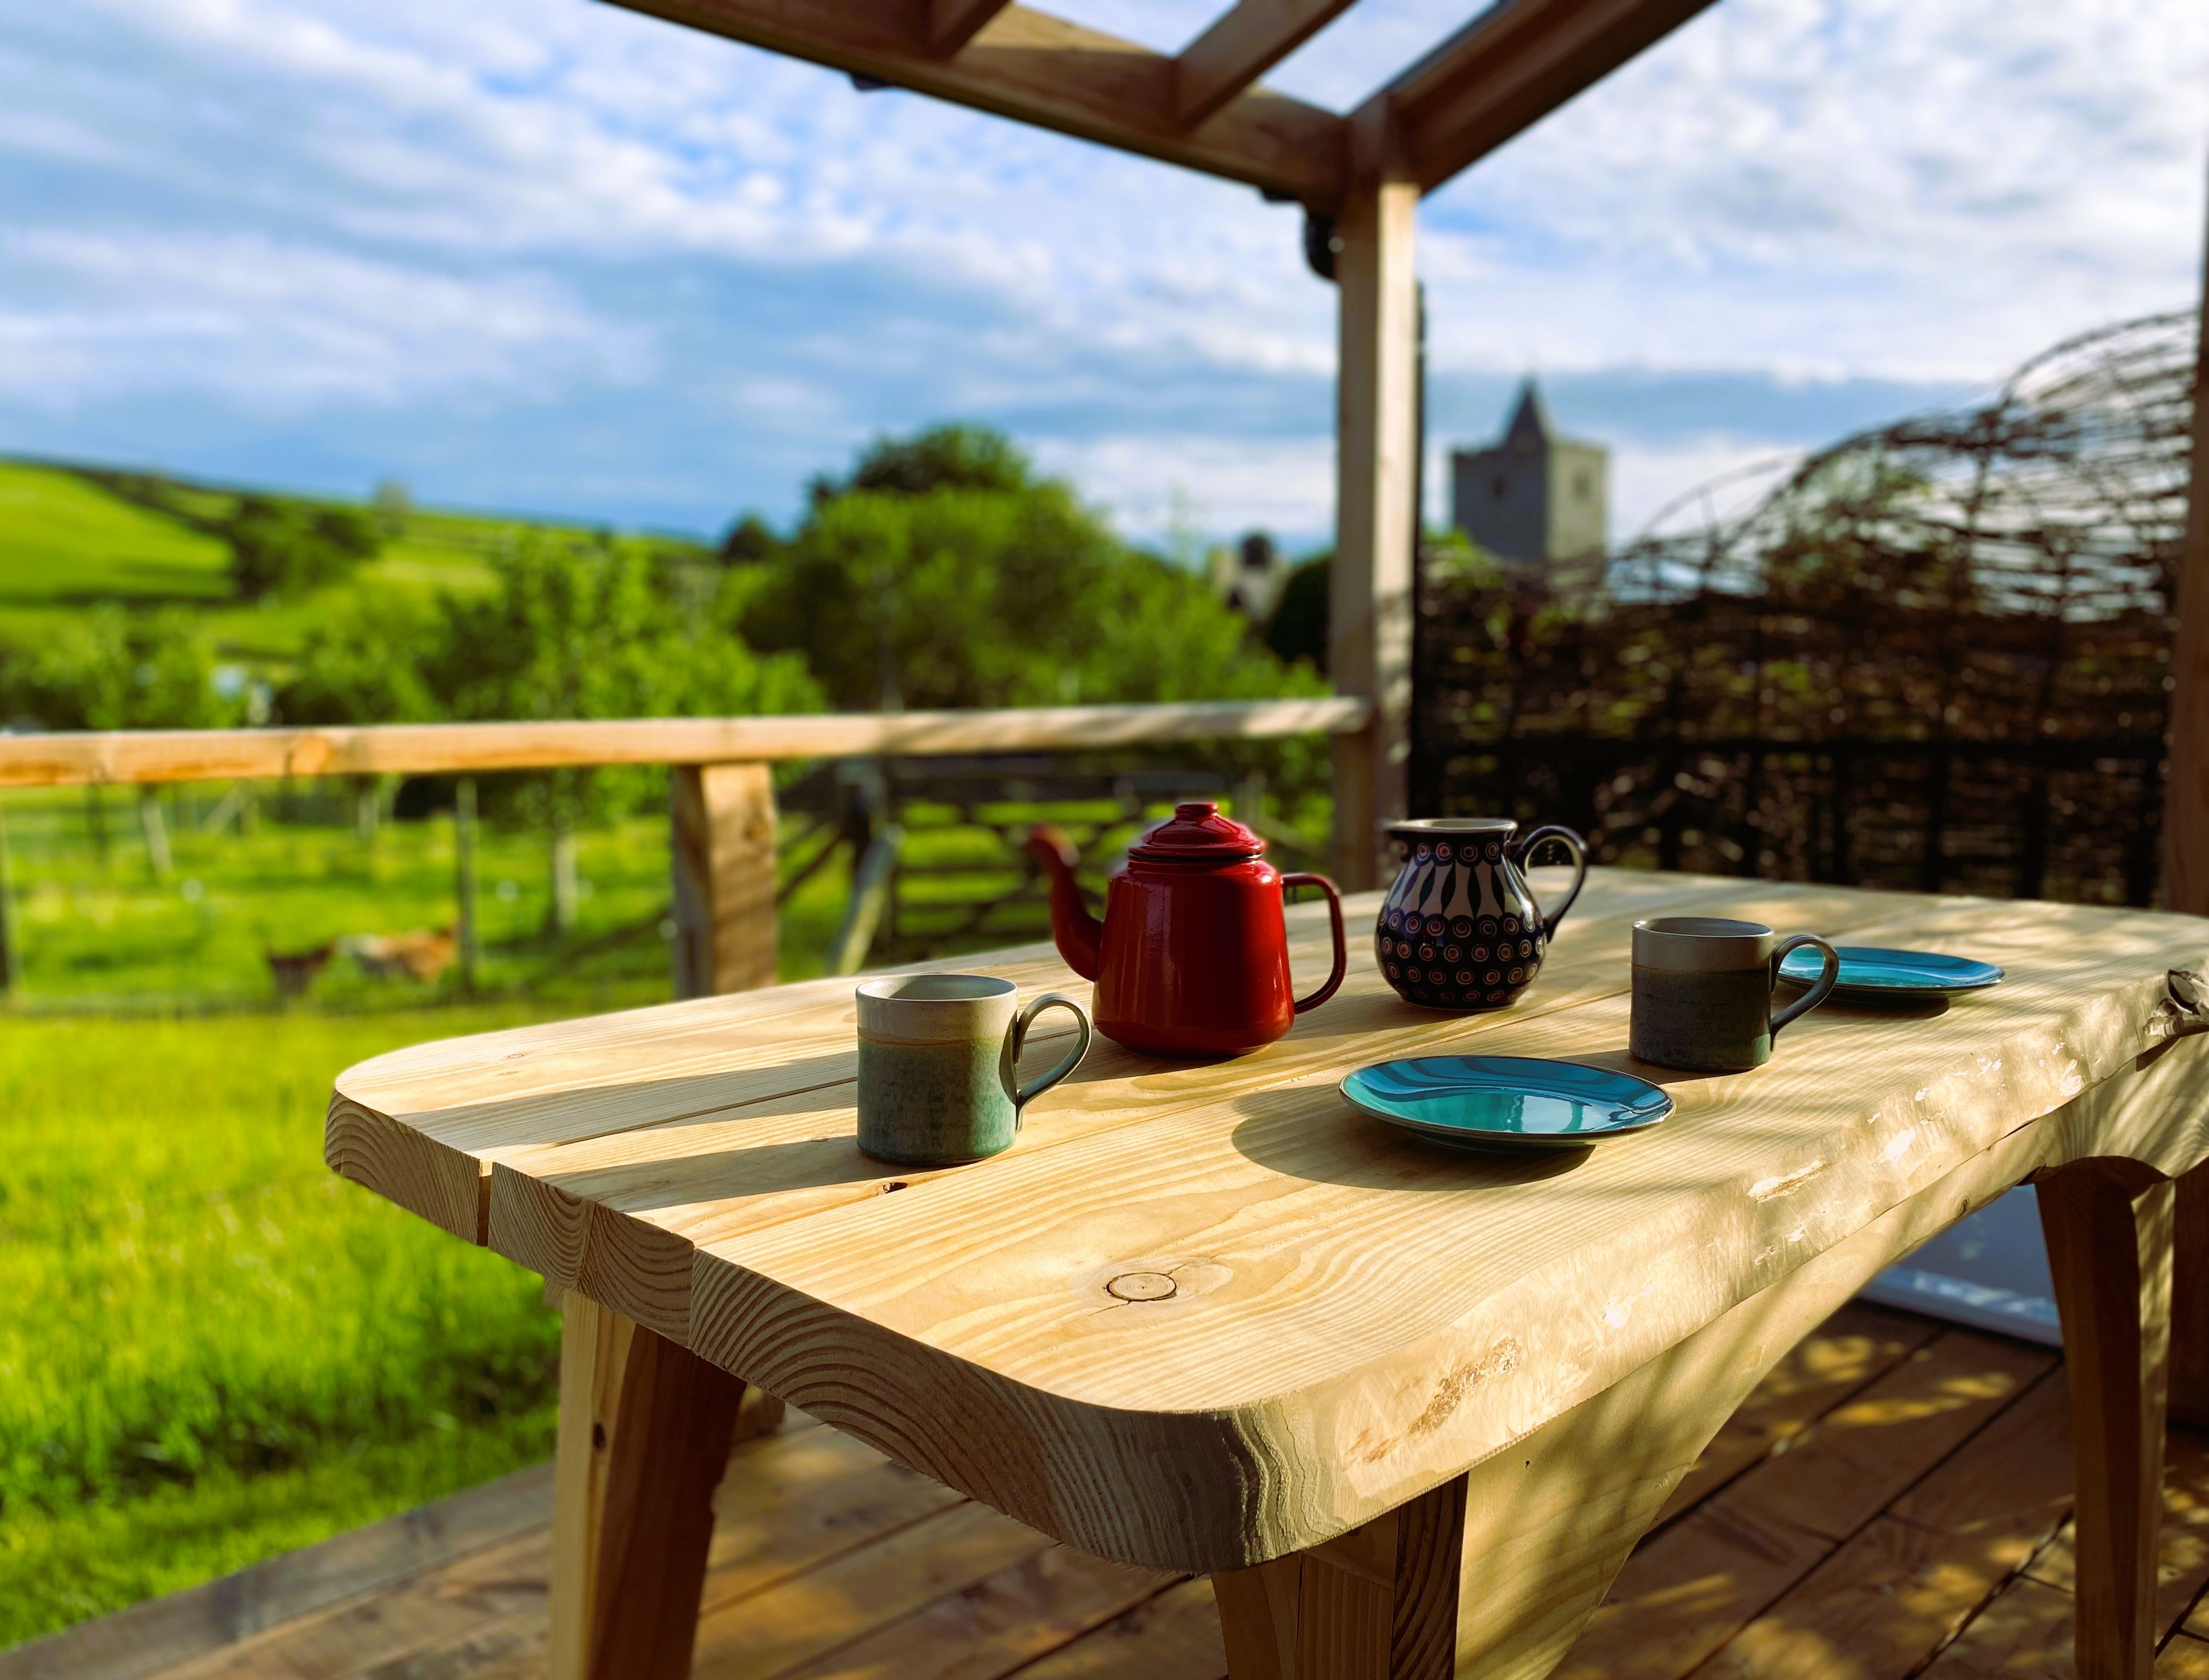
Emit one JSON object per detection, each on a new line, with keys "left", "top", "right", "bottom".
{"left": 855, "top": 974, "right": 1092, "bottom": 1165}
{"left": 1629, "top": 918, "right": 1842, "bottom": 1073}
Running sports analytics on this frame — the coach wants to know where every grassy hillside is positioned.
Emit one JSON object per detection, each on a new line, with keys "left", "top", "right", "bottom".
{"left": 0, "top": 1005, "right": 566, "bottom": 1642}
{"left": 0, "top": 458, "right": 689, "bottom": 665}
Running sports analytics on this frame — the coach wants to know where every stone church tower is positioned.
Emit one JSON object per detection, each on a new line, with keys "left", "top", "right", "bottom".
{"left": 1449, "top": 380, "right": 1608, "bottom": 584}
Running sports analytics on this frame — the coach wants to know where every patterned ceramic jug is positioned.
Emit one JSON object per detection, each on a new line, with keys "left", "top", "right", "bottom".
{"left": 1375, "top": 818, "right": 1588, "bottom": 1011}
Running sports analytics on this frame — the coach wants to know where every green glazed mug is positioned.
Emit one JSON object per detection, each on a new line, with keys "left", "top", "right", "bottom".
{"left": 1629, "top": 916, "right": 1841, "bottom": 1073}
{"left": 855, "top": 974, "right": 1092, "bottom": 1165}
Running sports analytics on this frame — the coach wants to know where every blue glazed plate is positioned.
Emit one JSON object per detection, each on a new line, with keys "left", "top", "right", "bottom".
{"left": 1340, "top": 1055, "right": 1672, "bottom": 1153}
{"left": 1777, "top": 944, "right": 2004, "bottom": 1002}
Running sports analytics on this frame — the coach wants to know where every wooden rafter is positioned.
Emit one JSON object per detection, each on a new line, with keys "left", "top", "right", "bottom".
{"left": 605, "top": 0, "right": 1349, "bottom": 205}
{"left": 1360, "top": 0, "right": 1719, "bottom": 192}
{"left": 928, "top": 0, "right": 1011, "bottom": 55}
{"left": 1172, "top": 0, "right": 1357, "bottom": 129}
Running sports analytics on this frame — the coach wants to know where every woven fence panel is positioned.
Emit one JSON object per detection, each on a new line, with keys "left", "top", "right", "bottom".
{"left": 1413, "top": 312, "right": 2196, "bottom": 908}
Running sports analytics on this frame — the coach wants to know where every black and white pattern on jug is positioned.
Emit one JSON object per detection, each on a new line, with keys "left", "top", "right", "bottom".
{"left": 1372, "top": 820, "right": 1588, "bottom": 1013}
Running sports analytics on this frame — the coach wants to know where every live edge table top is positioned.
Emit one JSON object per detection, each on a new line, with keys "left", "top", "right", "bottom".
{"left": 327, "top": 868, "right": 2209, "bottom": 1576}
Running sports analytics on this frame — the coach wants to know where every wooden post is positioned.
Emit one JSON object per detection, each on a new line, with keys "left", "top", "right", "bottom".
{"left": 2039, "top": 1159, "right": 2174, "bottom": 1680}
{"left": 546, "top": 1293, "right": 755, "bottom": 1680}
{"left": 1212, "top": 1472, "right": 1467, "bottom": 1678}
{"left": 2162, "top": 184, "right": 2209, "bottom": 915}
{"left": 137, "top": 785, "right": 172, "bottom": 880}
{"left": 1329, "top": 151, "right": 1420, "bottom": 891}
{"left": 671, "top": 761, "right": 777, "bottom": 997}
{"left": 2173, "top": 1162, "right": 2209, "bottom": 1427}
{"left": 454, "top": 776, "right": 480, "bottom": 992}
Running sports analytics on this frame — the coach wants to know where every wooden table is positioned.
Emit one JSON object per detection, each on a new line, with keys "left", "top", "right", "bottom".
{"left": 326, "top": 869, "right": 2209, "bottom": 1680}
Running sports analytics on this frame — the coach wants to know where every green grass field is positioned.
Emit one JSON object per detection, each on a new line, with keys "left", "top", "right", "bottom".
{"left": 0, "top": 452, "right": 1324, "bottom": 1648}
{"left": 0, "top": 458, "right": 645, "bottom": 663}
{"left": 0, "top": 1006, "right": 565, "bottom": 1643}
{"left": 0, "top": 789, "right": 868, "bottom": 1647}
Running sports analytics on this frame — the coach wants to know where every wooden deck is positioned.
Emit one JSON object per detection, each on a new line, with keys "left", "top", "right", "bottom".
{"left": 22, "top": 1304, "right": 2209, "bottom": 1680}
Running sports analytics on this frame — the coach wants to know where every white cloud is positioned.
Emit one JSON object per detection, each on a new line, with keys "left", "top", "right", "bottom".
{"left": 0, "top": 0, "right": 2201, "bottom": 537}
{"left": 0, "top": 229, "right": 644, "bottom": 407}
{"left": 1035, "top": 432, "right": 1338, "bottom": 548}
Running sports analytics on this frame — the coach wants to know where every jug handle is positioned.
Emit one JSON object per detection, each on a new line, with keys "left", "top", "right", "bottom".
{"left": 1509, "top": 825, "right": 1589, "bottom": 935}
{"left": 1282, "top": 873, "right": 1348, "bottom": 1013}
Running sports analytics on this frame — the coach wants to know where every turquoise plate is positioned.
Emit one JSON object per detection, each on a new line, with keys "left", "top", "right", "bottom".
{"left": 1340, "top": 1055, "right": 1672, "bottom": 1153}
{"left": 1777, "top": 944, "right": 2004, "bottom": 1003}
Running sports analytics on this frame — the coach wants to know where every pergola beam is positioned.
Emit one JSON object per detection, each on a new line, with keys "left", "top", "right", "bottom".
{"left": 1362, "top": 0, "right": 1718, "bottom": 192}
{"left": 929, "top": 0, "right": 1012, "bottom": 54}
{"left": 604, "top": 0, "right": 1349, "bottom": 206}
{"left": 1173, "top": 0, "right": 1358, "bottom": 129}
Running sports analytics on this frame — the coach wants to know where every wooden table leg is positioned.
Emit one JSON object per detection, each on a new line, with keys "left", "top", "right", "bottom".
{"left": 2169, "top": 1161, "right": 2209, "bottom": 1427}
{"left": 546, "top": 1291, "right": 757, "bottom": 1680}
{"left": 2040, "top": 1161, "right": 2177, "bottom": 1680}
{"left": 1211, "top": 1474, "right": 1468, "bottom": 1679}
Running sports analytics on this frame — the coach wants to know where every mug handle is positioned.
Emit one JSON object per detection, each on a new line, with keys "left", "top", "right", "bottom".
{"left": 1511, "top": 825, "right": 1589, "bottom": 935}
{"left": 1769, "top": 935, "right": 1841, "bottom": 1037}
{"left": 1001, "top": 991, "right": 1094, "bottom": 1115}
{"left": 1280, "top": 873, "right": 1347, "bottom": 1013}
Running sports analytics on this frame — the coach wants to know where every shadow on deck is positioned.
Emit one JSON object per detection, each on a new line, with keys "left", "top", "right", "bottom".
{"left": 15, "top": 1303, "right": 2209, "bottom": 1680}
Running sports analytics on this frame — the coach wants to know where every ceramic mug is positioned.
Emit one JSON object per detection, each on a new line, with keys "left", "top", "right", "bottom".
{"left": 1629, "top": 917, "right": 1841, "bottom": 1073}
{"left": 855, "top": 974, "right": 1092, "bottom": 1165}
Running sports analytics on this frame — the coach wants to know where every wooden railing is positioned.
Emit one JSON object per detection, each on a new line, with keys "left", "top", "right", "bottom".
{"left": 0, "top": 698, "right": 1369, "bottom": 998}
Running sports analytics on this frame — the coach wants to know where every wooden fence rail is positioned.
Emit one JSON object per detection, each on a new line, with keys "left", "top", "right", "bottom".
{"left": 0, "top": 700, "right": 1369, "bottom": 789}
{"left": 0, "top": 698, "right": 1370, "bottom": 1000}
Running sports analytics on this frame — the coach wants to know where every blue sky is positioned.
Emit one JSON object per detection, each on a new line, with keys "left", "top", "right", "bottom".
{"left": 1, "top": 0, "right": 2203, "bottom": 551}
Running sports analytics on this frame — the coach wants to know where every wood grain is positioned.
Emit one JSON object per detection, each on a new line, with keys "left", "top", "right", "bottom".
{"left": 672, "top": 761, "right": 778, "bottom": 999}
{"left": 1546, "top": 1331, "right": 2049, "bottom": 1680}
{"left": 1654, "top": 1302, "right": 1942, "bottom": 1528}
{"left": 1695, "top": 1362, "right": 2096, "bottom": 1680}
{"left": 684, "top": 904, "right": 2209, "bottom": 1567}
{"left": 486, "top": 872, "right": 1765, "bottom": 1339}
{"left": 329, "top": 871, "right": 2209, "bottom": 1586}
{"left": 2041, "top": 1159, "right": 2178, "bottom": 1680}
{"left": 2024, "top": 1428, "right": 2209, "bottom": 1644}
{"left": 1173, "top": 0, "right": 1358, "bottom": 126}
{"left": 0, "top": 699, "right": 1370, "bottom": 790}
{"left": 0, "top": 1465, "right": 552, "bottom": 1680}
{"left": 1328, "top": 167, "right": 1418, "bottom": 890}
{"left": 1012, "top": 1577, "right": 1227, "bottom": 1679}
{"left": 1359, "top": 0, "right": 1719, "bottom": 190}
{"left": 546, "top": 1295, "right": 746, "bottom": 1680}
{"left": 1214, "top": 1472, "right": 1465, "bottom": 1679}
{"left": 2170, "top": 1163, "right": 2209, "bottom": 1427}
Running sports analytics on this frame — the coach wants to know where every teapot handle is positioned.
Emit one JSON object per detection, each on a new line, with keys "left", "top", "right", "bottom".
{"left": 1509, "top": 825, "right": 1589, "bottom": 935}
{"left": 1281, "top": 873, "right": 1347, "bottom": 1014}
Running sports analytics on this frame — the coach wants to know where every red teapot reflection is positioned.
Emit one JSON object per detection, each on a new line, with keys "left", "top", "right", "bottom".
{"left": 1026, "top": 803, "right": 1346, "bottom": 1058}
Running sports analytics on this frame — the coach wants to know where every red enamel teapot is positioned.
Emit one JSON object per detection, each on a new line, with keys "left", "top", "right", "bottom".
{"left": 1026, "top": 803, "right": 1346, "bottom": 1058}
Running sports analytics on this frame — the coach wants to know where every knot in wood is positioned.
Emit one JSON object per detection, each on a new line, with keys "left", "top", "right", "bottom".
{"left": 1106, "top": 1270, "right": 1177, "bottom": 1302}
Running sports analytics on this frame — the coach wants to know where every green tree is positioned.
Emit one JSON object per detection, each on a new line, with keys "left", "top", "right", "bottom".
{"left": 744, "top": 428, "right": 1325, "bottom": 714}
{"left": 718, "top": 514, "right": 780, "bottom": 565}
{"left": 1264, "top": 555, "right": 1330, "bottom": 674}
{"left": 279, "top": 605, "right": 443, "bottom": 727}
{"left": 432, "top": 539, "right": 820, "bottom": 922}
{"left": 223, "top": 497, "right": 382, "bottom": 601}
{"left": 0, "top": 608, "right": 236, "bottom": 730}
{"left": 808, "top": 423, "right": 1033, "bottom": 506}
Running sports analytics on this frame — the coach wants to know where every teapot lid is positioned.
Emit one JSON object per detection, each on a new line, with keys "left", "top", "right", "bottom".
{"left": 1129, "top": 801, "right": 1264, "bottom": 860}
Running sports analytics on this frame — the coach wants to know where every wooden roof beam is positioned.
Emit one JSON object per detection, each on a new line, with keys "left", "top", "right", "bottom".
{"left": 1359, "top": 0, "right": 1718, "bottom": 193}
{"left": 1172, "top": 0, "right": 1358, "bottom": 129}
{"left": 929, "top": 0, "right": 1013, "bottom": 55}
{"left": 605, "top": 0, "right": 1349, "bottom": 206}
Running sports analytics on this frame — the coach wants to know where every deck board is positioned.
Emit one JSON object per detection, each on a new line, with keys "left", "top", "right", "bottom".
{"left": 30, "top": 1307, "right": 2209, "bottom": 1680}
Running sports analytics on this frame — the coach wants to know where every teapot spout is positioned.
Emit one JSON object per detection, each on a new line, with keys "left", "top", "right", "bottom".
{"left": 1026, "top": 826, "right": 1102, "bottom": 980}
